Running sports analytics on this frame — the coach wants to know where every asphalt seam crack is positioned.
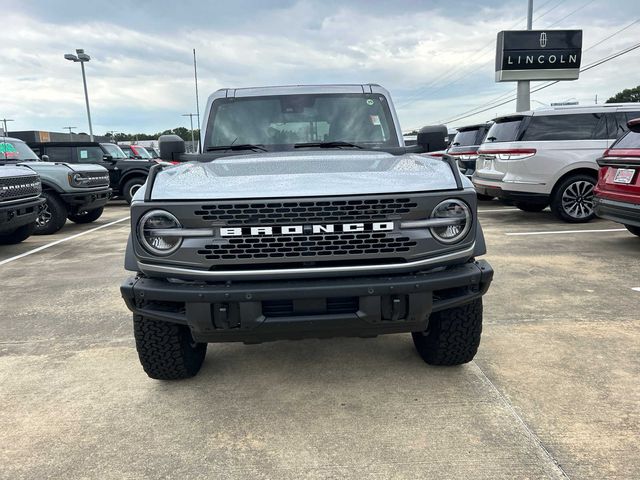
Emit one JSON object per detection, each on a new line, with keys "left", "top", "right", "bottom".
{"left": 472, "top": 360, "right": 572, "bottom": 480}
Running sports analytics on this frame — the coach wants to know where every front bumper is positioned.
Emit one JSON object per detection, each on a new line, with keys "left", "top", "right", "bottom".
{"left": 0, "top": 197, "right": 45, "bottom": 234}
{"left": 594, "top": 196, "right": 640, "bottom": 228}
{"left": 121, "top": 260, "right": 493, "bottom": 343}
{"left": 60, "top": 188, "right": 112, "bottom": 211}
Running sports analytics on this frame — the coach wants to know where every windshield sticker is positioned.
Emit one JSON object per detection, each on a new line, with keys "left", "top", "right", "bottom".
{"left": 370, "top": 115, "right": 381, "bottom": 126}
{"left": 0, "top": 142, "right": 18, "bottom": 158}
{"left": 366, "top": 99, "right": 375, "bottom": 106}
{"left": 80, "top": 149, "right": 89, "bottom": 159}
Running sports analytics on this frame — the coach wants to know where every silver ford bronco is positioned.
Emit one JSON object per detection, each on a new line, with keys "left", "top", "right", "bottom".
{"left": 121, "top": 84, "right": 493, "bottom": 380}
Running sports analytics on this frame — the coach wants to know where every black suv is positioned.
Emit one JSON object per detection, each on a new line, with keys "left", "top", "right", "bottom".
{"left": 28, "top": 141, "right": 153, "bottom": 203}
{"left": 447, "top": 124, "right": 492, "bottom": 176}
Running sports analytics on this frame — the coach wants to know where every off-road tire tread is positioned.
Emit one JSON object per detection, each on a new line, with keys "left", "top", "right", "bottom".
{"left": 625, "top": 224, "right": 640, "bottom": 237}
{"left": 0, "top": 222, "right": 36, "bottom": 244}
{"left": 35, "top": 191, "right": 67, "bottom": 235}
{"left": 133, "top": 315, "right": 207, "bottom": 380}
{"left": 412, "top": 299, "right": 482, "bottom": 366}
{"left": 68, "top": 207, "right": 104, "bottom": 224}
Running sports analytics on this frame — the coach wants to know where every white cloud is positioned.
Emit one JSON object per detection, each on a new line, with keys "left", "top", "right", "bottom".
{"left": 1, "top": 0, "right": 639, "bottom": 134}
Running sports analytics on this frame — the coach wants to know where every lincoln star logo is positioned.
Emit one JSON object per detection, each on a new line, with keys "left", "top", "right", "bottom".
{"left": 539, "top": 32, "right": 547, "bottom": 48}
{"left": 220, "top": 222, "right": 394, "bottom": 237}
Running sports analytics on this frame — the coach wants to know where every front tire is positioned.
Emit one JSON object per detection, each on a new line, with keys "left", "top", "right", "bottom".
{"left": 477, "top": 194, "right": 495, "bottom": 201}
{"left": 550, "top": 174, "right": 596, "bottom": 223}
{"left": 0, "top": 223, "right": 36, "bottom": 245}
{"left": 625, "top": 224, "right": 640, "bottom": 237}
{"left": 68, "top": 207, "right": 104, "bottom": 224}
{"left": 34, "top": 192, "right": 67, "bottom": 235}
{"left": 133, "top": 315, "right": 207, "bottom": 380}
{"left": 123, "top": 177, "right": 145, "bottom": 204}
{"left": 514, "top": 201, "right": 547, "bottom": 212}
{"left": 412, "top": 299, "right": 483, "bottom": 366}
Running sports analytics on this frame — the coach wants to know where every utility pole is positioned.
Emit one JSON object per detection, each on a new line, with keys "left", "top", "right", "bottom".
{"left": 63, "top": 126, "right": 77, "bottom": 140}
{"left": 516, "top": 0, "right": 533, "bottom": 112}
{"left": 1, "top": 118, "right": 13, "bottom": 136}
{"left": 181, "top": 113, "right": 197, "bottom": 151}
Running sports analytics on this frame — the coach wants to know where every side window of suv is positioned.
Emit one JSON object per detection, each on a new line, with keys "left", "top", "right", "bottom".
{"left": 77, "top": 146, "right": 104, "bottom": 163}
{"left": 522, "top": 113, "right": 604, "bottom": 141}
{"left": 45, "top": 146, "right": 74, "bottom": 163}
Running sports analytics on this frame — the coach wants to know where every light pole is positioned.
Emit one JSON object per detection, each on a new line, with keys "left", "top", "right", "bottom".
{"left": 63, "top": 126, "right": 77, "bottom": 140}
{"left": 182, "top": 113, "right": 197, "bottom": 151}
{"left": 516, "top": 0, "right": 534, "bottom": 112}
{"left": 64, "top": 49, "right": 94, "bottom": 141}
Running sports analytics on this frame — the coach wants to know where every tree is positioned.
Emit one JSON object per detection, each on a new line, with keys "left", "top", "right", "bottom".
{"left": 606, "top": 86, "right": 640, "bottom": 103}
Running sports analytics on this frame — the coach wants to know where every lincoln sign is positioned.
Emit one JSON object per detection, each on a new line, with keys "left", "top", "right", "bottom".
{"left": 495, "top": 29, "right": 582, "bottom": 82}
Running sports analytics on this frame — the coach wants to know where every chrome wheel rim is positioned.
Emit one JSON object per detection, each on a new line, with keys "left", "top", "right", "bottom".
{"left": 561, "top": 180, "right": 594, "bottom": 219}
{"left": 36, "top": 203, "right": 52, "bottom": 227}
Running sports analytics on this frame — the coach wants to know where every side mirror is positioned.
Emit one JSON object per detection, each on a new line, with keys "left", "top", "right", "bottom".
{"left": 417, "top": 125, "right": 448, "bottom": 153}
{"left": 159, "top": 134, "right": 185, "bottom": 162}
{"left": 41, "top": 154, "right": 50, "bottom": 162}
{"left": 103, "top": 154, "right": 115, "bottom": 162}
{"left": 628, "top": 118, "right": 640, "bottom": 133}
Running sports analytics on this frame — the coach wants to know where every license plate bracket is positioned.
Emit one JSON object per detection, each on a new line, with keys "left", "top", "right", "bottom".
{"left": 613, "top": 168, "right": 635, "bottom": 184}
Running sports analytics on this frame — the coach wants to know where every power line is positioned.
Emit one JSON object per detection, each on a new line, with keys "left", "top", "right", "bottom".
{"left": 546, "top": 0, "right": 597, "bottom": 28}
{"left": 396, "top": 0, "right": 557, "bottom": 108}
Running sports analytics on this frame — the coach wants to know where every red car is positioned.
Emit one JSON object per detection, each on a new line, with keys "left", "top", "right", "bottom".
{"left": 594, "top": 118, "right": 640, "bottom": 237}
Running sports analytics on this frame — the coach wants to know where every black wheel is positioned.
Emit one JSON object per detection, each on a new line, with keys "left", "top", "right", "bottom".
{"left": 514, "top": 201, "right": 547, "bottom": 212}
{"left": 477, "top": 194, "right": 495, "bottom": 201}
{"left": 550, "top": 174, "right": 596, "bottom": 223}
{"left": 625, "top": 225, "right": 640, "bottom": 237}
{"left": 412, "top": 299, "right": 483, "bottom": 366}
{"left": 68, "top": 207, "right": 104, "bottom": 224}
{"left": 34, "top": 191, "right": 67, "bottom": 235}
{"left": 0, "top": 223, "right": 36, "bottom": 245}
{"left": 123, "top": 177, "right": 146, "bottom": 204}
{"left": 133, "top": 315, "right": 207, "bottom": 380}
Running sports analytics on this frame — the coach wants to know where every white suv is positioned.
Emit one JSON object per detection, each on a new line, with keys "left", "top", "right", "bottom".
{"left": 472, "top": 104, "right": 640, "bottom": 222}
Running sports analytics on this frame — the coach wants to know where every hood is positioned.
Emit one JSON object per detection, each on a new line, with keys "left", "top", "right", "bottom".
{"left": 0, "top": 164, "right": 39, "bottom": 178}
{"left": 18, "top": 161, "right": 108, "bottom": 174}
{"left": 146, "top": 150, "right": 464, "bottom": 200}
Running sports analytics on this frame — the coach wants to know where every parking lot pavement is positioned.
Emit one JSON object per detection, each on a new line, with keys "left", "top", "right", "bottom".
{"left": 1, "top": 201, "right": 639, "bottom": 479}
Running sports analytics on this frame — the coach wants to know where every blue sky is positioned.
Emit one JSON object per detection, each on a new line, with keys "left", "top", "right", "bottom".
{"left": 2, "top": 0, "right": 639, "bottom": 135}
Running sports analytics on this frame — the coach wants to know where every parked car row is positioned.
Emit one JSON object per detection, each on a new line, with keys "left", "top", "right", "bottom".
{"left": 438, "top": 103, "right": 640, "bottom": 231}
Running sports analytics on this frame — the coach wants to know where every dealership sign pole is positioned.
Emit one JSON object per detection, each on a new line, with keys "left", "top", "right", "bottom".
{"left": 497, "top": 23, "right": 583, "bottom": 112}
{"left": 516, "top": 0, "right": 534, "bottom": 112}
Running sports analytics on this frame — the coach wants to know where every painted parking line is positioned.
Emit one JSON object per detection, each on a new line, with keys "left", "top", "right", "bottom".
{"left": 478, "top": 208, "right": 519, "bottom": 213}
{"left": 505, "top": 228, "right": 626, "bottom": 236}
{"left": 632, "top": 287, "right": 640, "bottom": 292}
{"left": 0, "top": 216, "right": 130, "bottom": 267}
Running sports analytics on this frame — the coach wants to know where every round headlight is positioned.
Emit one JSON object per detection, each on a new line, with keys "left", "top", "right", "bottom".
{"left": 430, "top": 199, "right": 472, "bottom": 244}
{"left": 138, "top": 210, "right": 182, "bottom": 256}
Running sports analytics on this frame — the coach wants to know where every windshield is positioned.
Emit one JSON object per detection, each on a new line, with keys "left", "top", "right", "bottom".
{"left": 612, "top": 131, "right": 640, "bottom": 149}
{"left": 0, "top": 139, "right": 40, "bottom": 161}
{"left": 451, "top": 129, "right": 480, "bottom": 147}
{"left": 485, "top": 118, "right": 523, "bottom": 143}
{"left": 132, "top": 146, "right": 152, "bottom": 159}
{"left": 205, "top": 93, "right": 399, "bottom": 150}
{"left": 101, "top": 143, "right": 128, "bottom": 159}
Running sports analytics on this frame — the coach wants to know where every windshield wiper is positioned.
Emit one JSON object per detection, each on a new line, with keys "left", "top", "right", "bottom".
{"left": 294, "top": 141, "right": 363, "bottom": 149}
{"left": 206, "top": 144, "right": 268, "bottom": 152}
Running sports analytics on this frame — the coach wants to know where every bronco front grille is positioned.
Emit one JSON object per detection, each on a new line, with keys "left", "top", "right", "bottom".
{"left": 197, "top": 232, "right": 417, "bottom": 261}
{"left": 0, "top": 175, "right": 41, "bottom": 201}
{"left": 82, "top": 172, "right": 110, "bottom": 187}
{"left": 194, "top": 198, "right": 419, "bottom": 225}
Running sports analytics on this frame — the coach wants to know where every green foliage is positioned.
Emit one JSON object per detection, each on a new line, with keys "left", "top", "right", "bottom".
{"left": 104, "top": 128, "right": 200, "bottom": 142}
{"left": 606, "top": 86, "right": 640, "bottom": 103}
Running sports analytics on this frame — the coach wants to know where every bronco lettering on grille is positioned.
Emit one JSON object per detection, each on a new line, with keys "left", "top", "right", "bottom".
{"left": 220, "top": 222, "right": 394, "bottom": 237}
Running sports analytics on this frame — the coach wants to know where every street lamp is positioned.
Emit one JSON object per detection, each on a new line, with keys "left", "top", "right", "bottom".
{"left": 65, "top": 49, "right": 94, "bottom": 141}
{"left": 1, "top": 118, "right": 13, "bottom": 136}
{"left": 62, "top": 126, "right": 77, "bottom": 140}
